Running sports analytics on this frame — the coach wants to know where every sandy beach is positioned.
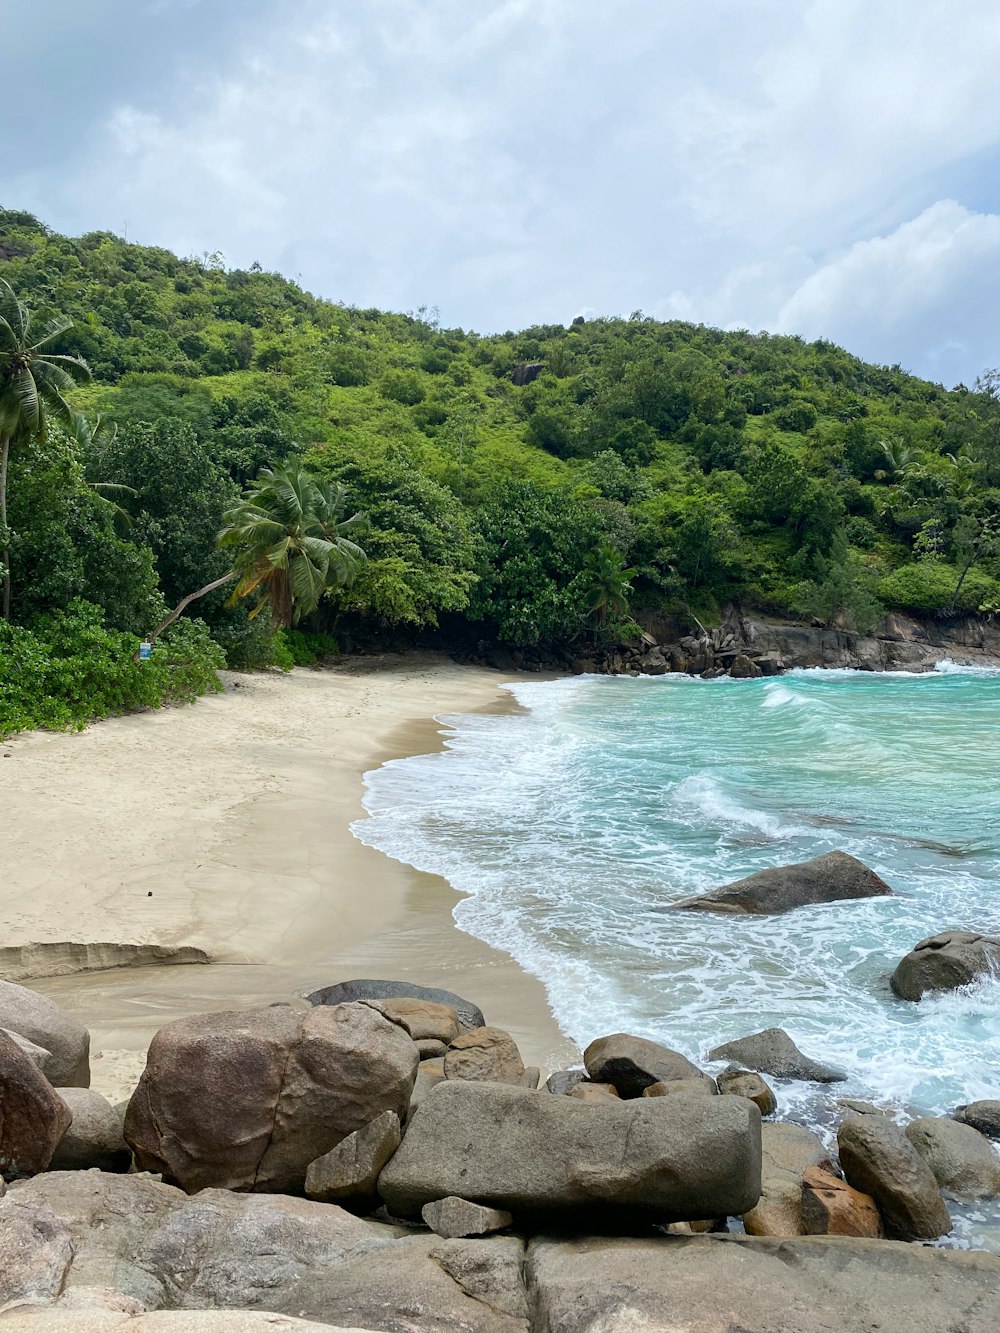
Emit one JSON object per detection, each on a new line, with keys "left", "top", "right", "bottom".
{"left": 0, "top": 654, "right": 578, "bottom": 1099}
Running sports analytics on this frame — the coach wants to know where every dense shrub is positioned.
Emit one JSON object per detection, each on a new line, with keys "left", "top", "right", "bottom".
{"left": 878, "top": 560, "right": 1000, "bottom": 614}
{"left": 276, "top": 628, "right": 340, "bottom": 667}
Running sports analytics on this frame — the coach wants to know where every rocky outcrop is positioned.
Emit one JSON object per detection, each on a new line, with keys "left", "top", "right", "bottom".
{"left": 0, "top": 1029, "right": 73, "bottom": 1179}
{"left": 124, "top": 1003, "right": 417, "bottom": 1193}
{"left": 50, "top": 1088, "right": 131, "bottom": 1174}
{"left": 378, "top": 1081, "right": 762, "bottom": 1222}
{"left": 307, "top": 979, "right": 485, "bottom": 1032}
{"left": 0, "top": 979, "right": 90, "bottom": 1086}
{"left": 583, "top": 1032, "right": 703, "bottom": 1097}
{"left": 674, "top": 851, "right": 894, "bottom": 916}
{"left": 904, "top": 1116, "right": 1000, "bottom": 1199}
{"left": 801, "top": 1166, "right": 883, "bottom": 1237}
{"left": 954, "top": 1099, "right": 1000, "bottom": 1138}
{"left": 525, "top": 1233, "right": 1000, "bottom": 1333}
{"left": 444, "top": 1027, "right": 525, "bottom": 1084}
{"left": 742, "top": 1123, "right": 832, "bottom": 1237}
{"left": 890, "top": 930, "right": 1000, "bottom": 1000}
{"left": 707, "top": 1028, "right": 846, "bottom": 1083}
{"left": 304, "top": 1110, "right": 401, "bottom": 1206}
{"left": 837, "top": 1114, "right": 952, "bottom": 1240}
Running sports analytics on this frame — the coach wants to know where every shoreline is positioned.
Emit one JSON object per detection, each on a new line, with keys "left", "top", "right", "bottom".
{"left": 1, "top": 654, "right": 578, "bottom": 1100}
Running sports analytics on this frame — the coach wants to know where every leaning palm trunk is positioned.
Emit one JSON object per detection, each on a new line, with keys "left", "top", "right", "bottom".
{"left": 147, "top": 571, "right": 237, "bottom": 644}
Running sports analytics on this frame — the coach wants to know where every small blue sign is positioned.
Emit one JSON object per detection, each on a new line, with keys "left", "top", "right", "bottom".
{"left": 139, "top": 641, "right": 152, "bottom": 661}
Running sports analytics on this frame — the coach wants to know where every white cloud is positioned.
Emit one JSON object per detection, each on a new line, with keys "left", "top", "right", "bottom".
{"left": 7, "top": 0, "right": 1000, "bottom": 380}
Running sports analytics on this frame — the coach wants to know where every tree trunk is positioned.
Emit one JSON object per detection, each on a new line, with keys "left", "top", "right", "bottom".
{"left": 148, "top": 571, "right": 236, "bottom": 644}
{"left": 947, "top": 555, "right": 976, "bottom": 616}
{"left": 1, "top": 435, "right": 10, "bottom": 620}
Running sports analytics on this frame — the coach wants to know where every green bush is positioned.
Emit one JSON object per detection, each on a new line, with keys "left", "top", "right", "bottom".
{"left": 276, "top": 628, "right": 340, "bottom": 667}
{"left": 0, "top": 600, "right": 224, "bottom": 738}
{"left": 878, "top": 560, "right": 1000, "bottom": 614}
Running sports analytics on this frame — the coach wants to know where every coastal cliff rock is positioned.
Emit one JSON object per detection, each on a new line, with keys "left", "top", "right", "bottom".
{"left": 124, "top": 1003, "right": 417, "bottom": 1194}
{"left": 837, "top": 1115, "right": 952, "bottom": 1240}
{"left": 707, "top": 1028, "right": 846, "bottom": 1083}
{"left": 307, "top": 979, "right": 485, "bottom": 1032}
{"left": 890, "top": 930, "right": 1000, "bottom": 1000}
{"left": 0, "top": 1029, "right": 74, "bottom": 1178}
{"left": 904, "top": 1116, "right": 1000, "bottom": 1199}
{"left": 377, "top": 1081, "right": 762, "bottom": 1221}
{"left": 674, "top": 850, "right": 894, "bottom": 915}
{"left": 583, "top": 1032, "right": 703, "bottom": 1096}
{"left": 0, "top": 979, "right": 91, "bottom": 1087}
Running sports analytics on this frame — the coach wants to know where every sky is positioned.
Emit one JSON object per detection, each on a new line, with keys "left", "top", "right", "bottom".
{"left": 4, "top": 0, "right": 1000, "bottom": 385}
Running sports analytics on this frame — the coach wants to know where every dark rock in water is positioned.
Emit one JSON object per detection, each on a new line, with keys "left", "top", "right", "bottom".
{"left": 890, "top": 930, "right": 1000, "bottom": 1001}
{"left": 707, "top": 1028, "right": 846, "bottom": 1083}
{"left": 904, "top": 1116, "right": 1000, "bottom": 1200}
{"left": 837, "top": 1115, "right": 951, "bottom": 1240}
{"left": 124, "top": 1003, "right": 417, "bottom": 1194}
{"left": 673, "top": 850, "right": 894, "bottom": 916}
{"left": 306, "top": 979, "right": 485, "bottom": 1031}
{"left": 0, "top": 1029, "right": 73, "bottom": 1179}
{"left": 378, "top": 1080, "right": 762, "bottom": 1222}
{"left": 729, "top": 653, "right": 762, "bottom": 679}
{"left": 954, "top": 1100, "right": 1000, "bottom": 1139}
{"left": 525, "top": 1232, "right": 1000, "bottom": 1333}
{"left": 583, "top": 1032, "right": 703, "bottom": 1098}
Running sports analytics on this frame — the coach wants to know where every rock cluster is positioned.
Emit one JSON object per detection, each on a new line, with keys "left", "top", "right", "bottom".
{"left": 1, "top": 974, "right": 999, "bottom": 1330}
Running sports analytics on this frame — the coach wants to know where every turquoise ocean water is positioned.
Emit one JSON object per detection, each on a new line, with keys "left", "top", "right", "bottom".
{"left": 353, "top": 664, "right": 1000, "bottom": 1242}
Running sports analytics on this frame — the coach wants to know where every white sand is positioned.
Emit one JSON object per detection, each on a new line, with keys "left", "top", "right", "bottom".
{"left": 0, "top": 655, "right": 578, "bottom": 1099}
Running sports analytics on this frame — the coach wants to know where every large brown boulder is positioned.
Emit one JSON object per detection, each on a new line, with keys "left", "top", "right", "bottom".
{"left": 124, "top": 1003, "right": 417, "bottom": 1193}
{"left": 801, "top": 1165, "right": 882, "bottom": 1237}
{"left": 304, "top": 1110, "right": 401, "bottom": 1206}
{"left": 583, "top": 1032, "right": 703, "bottom": 1097}
{"left": 904, "top": 1116, "right": 1000, "bottom": 1199}
{"left": 707, "top": 1027, "right": 846, "bottom": 1083}
{"left": 378, "top": 1081, "right": 762, "bottom": 1221}
{"left": 307, "top": 979, "right": 485, "bottom": 1032}
{"left": 363, "top": 997, "right": 460, "bottom": 1045}
{"left": 717, "top": 1066, "right": 777, "bottom": 1116}
{"left": 444, "top": 1027, "right": 525, "bottom": 1084}
{"left": 673, "top": 850, "right": 894, "bottom": 915}
{"left": 837, "top": 1114, "right": 951, "bottom": 1240}
{"left": 742, "top": 1123, "right": 833, "bottom": 1237}
{"left": 0, "top": 1029, "right": 73, "bottom": 1179}
{"left": 0, "top": 980, "right": 90, "bottom": 1087}
{"left": 890, "top": 930, "right": 1000, "bottom": 1001}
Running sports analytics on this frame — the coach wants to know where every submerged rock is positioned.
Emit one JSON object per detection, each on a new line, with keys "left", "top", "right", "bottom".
{"left": 673, "top": 850, "right": 894, "bottom": 916}
{"left": 307, "top": 979, "right": 485, "bottom": 1032}
{"left": 378, "top": 1080, "right": 762, "bottom": 1222}
{"left": 707, "top": 1028, "right": 846, "bottom": 1083}
{"left": 837, "top": 1114, "right": 951, "bottom": 1240}
{"left": 583, "top": 1032, "right": 703, "bottom": 1097}
{"left": 904, "top": 1116, "right": 1000, "bottom": 1199}
{"left": 0, "top": 980, "right": 90, "bottom": 1087}
{"left": 124, "top": 1003, "right": 417, "bottom": 1194}
{"left": 890, "top": 930, "right": 1000, "bottom": 1001}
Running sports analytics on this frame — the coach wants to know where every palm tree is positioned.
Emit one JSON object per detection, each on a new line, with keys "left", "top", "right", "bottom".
{"left": 0, "top": 280, "right": 91, "bottom": 617}
{"left": 69, "top": 411, "right": 136, "bottom": 529}
{"left": 149, "top": 461, "right": 367, "bottom": 641}
{"left": 581, "top": 543, "right": 636, "bottom": 639}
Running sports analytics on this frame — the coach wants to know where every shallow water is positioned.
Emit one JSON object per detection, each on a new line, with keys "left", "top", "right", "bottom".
{"left": 353, "top": 664, "right": 1000, "bottom": 1246}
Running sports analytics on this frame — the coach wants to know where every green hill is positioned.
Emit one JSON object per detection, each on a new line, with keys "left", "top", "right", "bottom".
{"left": 1, "top": 206, "right": 999, "bottom": 729}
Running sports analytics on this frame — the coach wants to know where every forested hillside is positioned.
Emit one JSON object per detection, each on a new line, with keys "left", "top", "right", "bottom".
{"left": 2, "top": 206, "right": 999, "bottom": 729}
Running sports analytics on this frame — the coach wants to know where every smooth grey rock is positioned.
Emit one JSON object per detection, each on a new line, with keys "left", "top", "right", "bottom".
{"left": 1, "top": 1028, "right": 54, "bottom": 1077}
{"left": 307, "top": 979, "right": 485, "bottom": 1032}
{"left": 544, "top": 1069, "right": 586, "bottom": 1095}
{"left": 0, "top": 1172, "right": 526, "bottom": 1330}
{"left": 838, "top": 1098, "right": 888, "bottom": 1117}
{"left": 125, "top": 1003, "right": 417, "bottom": 1193}
{"left": 51, "top": 1088, "right": 131, "bottom": 1173}
{"left": 422, "top": 1196, "right": 513, "bottom": 1238}
{"left": 673, "top": 850, "right": 894, "bottom": 915}
{"left": 378, "top": 1080, "right": 762, "bottom": 1221}
{"left": 955, "top": 1100, "right": 1000, "bottom": 1139}
{"left": 583, "top": 1032, "right": 702, "bottom": 1097}
{"left": 707, "top": 1027, "right": 846, "bottom": 1083}
{"left": 838, "top": 1114, "right": 951, "bottom": 1240}
{"left": 0, "top": 1029, "right": 73, "bottom": 1179}
{"left": 305, "top": 1110, "right": 401, "bottom": 1205}
{"left": 905, "top": 1116, "right": 1000, "bottom": 1199}
{"left": 891, "top": 930, "right": 1000, "bottom": 1001}
{"left": 0, "top": 979, "right": 90, "bottom": 1087}
{"left": 717, "top": 1065, "right": 777, "bottom": 1116}
{"left": 525, "top": 1233, "right": 1000, "bottom": 1333}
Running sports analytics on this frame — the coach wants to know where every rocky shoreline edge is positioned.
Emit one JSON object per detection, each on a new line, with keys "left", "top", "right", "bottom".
{"left": 2, "top": 892, "right": 1000, "bottom": 1333}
